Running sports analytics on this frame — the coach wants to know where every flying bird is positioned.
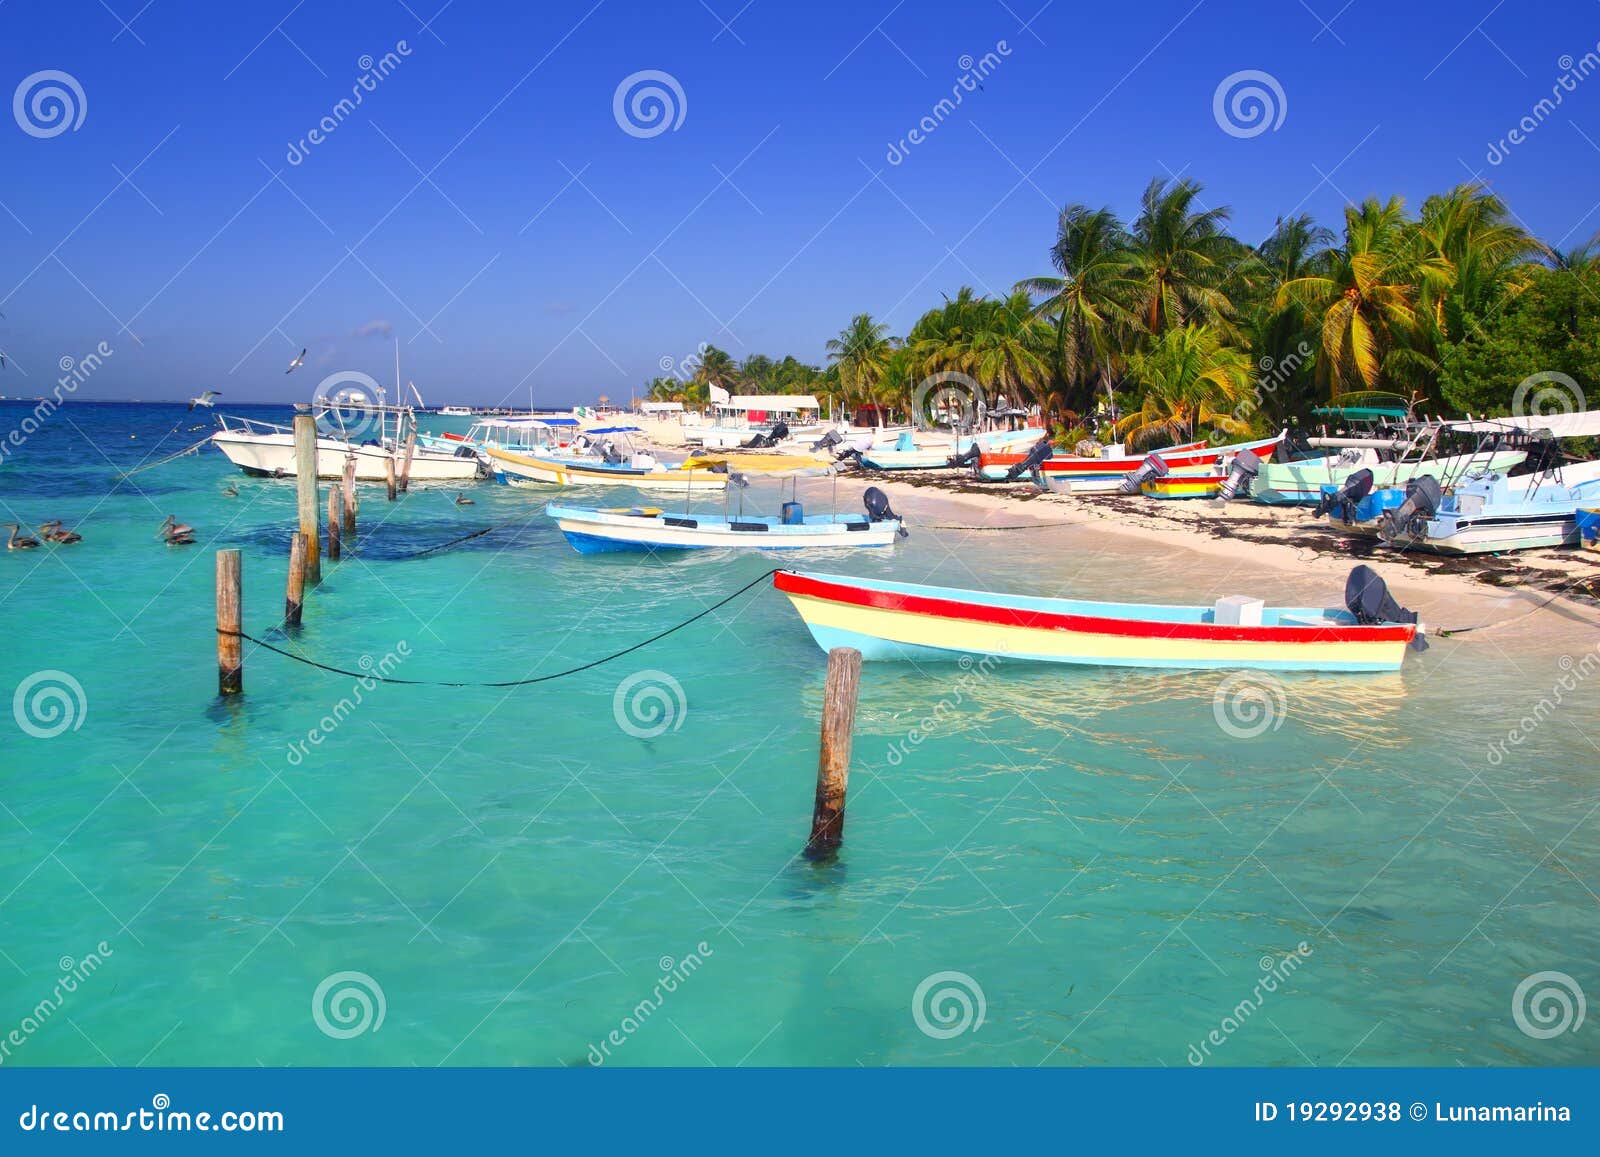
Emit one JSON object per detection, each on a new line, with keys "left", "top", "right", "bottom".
{"left": 286, "top": 348, "right": 307, "bottom": 374}
{"left": 188, "top": 389, "right": 220, "bottom": 410}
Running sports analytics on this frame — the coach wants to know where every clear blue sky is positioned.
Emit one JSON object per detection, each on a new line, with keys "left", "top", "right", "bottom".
{"left": 2, "top": 0, "right": 1598, "bottom": 405}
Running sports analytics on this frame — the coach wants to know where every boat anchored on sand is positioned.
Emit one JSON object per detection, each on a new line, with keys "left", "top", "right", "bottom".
{"left": 483, "top": 425, "right": 729, "bottom": 492}
{"left": 774, "top": 565, "right": 1424, "bottom": 672}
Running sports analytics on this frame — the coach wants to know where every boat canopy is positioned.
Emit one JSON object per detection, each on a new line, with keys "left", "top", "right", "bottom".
{"left": 586, "top": 425, "right": 644, "bottom": 435}
{"left": 1444, "top": 411, "right": 1600, "bottom": 440}
{"left": 639, "top": 401, "right": 685, "bottom": 413}
{"left": 720, "top": 395, "right": 821, "bottom": 412}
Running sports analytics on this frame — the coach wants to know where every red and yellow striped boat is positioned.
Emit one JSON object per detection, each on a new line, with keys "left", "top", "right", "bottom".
{"left": 773, "top": 569, "right": 1421, "bottom": 672}
{"left": 1140, "top": 474, "right": 1225, "bottom": 499}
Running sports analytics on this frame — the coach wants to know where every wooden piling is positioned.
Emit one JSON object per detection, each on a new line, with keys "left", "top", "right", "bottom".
{"left": 326, "top": 487, "right": 341, "bottom": 561}
{"left": 341, "top": 456, "right": 357, "bottom": 533}
{"left": 284, "top": 532, "right": 307, "bottom": 627}
{"left": 292, "top": 414, "right": 321, "bottom": 583}
{"left": 805, "top": 646, "right": 862, "bottom": 859}
{"left": 397, "top": 431, "right": 417, "bottom": 494}
{"left": 216, "top": 549, "right": 243, "bottom": 695}
{"left": 384, "top": 456, "right": 397, "bottom": 502}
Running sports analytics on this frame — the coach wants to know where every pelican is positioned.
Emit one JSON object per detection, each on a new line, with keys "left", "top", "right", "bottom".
{"left": 222, "top": 483, "right": 238, "bottom": 498}
{"left": 156, "top": 515, "right": 196, "bottom": 545}
{"left": 39, "top": 520, "right": 82, "bottom": 544}
{"left": 454, "top": 493, "right": 474, "bottom": 506}
{"left": 188, "top": 389, "right": 221, "bottom": 410}
{"left": 4, "top": 524, "right": 41, "bottom": 550}
{"left": 285, "top": 348, "right": 306, "bottom": 374}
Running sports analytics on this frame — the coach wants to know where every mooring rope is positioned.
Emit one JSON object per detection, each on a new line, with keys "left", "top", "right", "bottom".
{"left": 220, "top": 567, "right": 783, "bottom": 686}
{"left": 115, "top": 435, "right": 213, "bottom": 479}
{"left": 912, "top": 520, "right": 1077, "bottom": 531}
{"left": 1435, "top": 575, "right": 1598, "bottom": 637}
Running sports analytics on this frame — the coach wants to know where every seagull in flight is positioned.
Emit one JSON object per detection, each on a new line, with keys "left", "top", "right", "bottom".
{"left": 286, "top": 348, "right": 307, "bottom": 374}
{"left": 188, "top": 389, "right": 221, "bottom": 410}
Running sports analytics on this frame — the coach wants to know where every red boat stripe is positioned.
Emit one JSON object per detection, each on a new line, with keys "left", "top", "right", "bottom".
{"left": 773, "top": 571, "right": 1414, "bottom": 644}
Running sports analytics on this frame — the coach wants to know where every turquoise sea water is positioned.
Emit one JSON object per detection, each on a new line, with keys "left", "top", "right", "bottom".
{"left": 1, "top": 402, "right": 1595, "bottom": 1068}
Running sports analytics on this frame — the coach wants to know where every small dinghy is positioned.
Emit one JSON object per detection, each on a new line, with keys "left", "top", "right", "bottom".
{"left": 773, "top": 565, "right": 1424, "bottom": 671}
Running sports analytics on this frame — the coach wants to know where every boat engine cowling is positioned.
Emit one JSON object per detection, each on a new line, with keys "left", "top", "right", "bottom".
{"left": 1216, "top": 448, "right": 1261, "bottom": 502}
{"left": 863, "top": 486, "right": 909, "bottom": 536}
{"left": 948, "top": 443, "right": 983, "bottom": 469}
{"left": 1312, "top": 468, "right": 1374, "bottom": 521}
{"left": 1378, "top": 474, "right": 1443, "bottom": 544}
{"left": 1003, "top": 438, "right": 1055, "bottom": 482}
{"left": 812, "top": 429, "right": 844, "bottom": 453}
{"left": 1345, "top": 564, "right": 1427, "bottom": 650}
{"left": 1119, "top": 452, "right": 1169, "bottom": 495}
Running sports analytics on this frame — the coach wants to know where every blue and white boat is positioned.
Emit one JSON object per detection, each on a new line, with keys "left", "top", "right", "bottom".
{"left": 547, "top": 487, "right": 906, "bottom": 553}
{"left": 859, "top": 427, "right": 1045, "bottom": 471}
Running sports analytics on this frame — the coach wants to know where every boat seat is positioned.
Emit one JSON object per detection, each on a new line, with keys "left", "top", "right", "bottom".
{"left": 664, "top": 517, "right": 698, "bottom": 528}
{"left": 845, "top": 522, "right": 870, "bottom": 532}
{"left": 730, "top": 521, "right": 770, "bottom": 532}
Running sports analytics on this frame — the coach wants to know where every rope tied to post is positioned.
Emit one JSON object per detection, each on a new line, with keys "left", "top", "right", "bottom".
{"left": 218, "top": 567, "right": 783, "bottom": 687}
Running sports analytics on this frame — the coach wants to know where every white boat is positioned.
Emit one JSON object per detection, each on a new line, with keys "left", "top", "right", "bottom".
{"left": 1365, "top": 460, "right": 1600, "bottom": 553}
{"left": 859, "top": 427, "right": 1047, "bottom": 471}
{"left": 483, "top": 425, "right": 729, "bottom": 492}
{"left": 1255, "top": 433, "right": 1529, "bottom": 505}
{"left": 547, "top": 486, "right": 905, "bottom": 552}
{"left": 437, "top": 405, "right": 474, "bottom": 416}
{"left": 211, "top": 405, "right": 485, "bottom": 482}
{"left": 689, "top": 394, "right": 840, "bottom": 449}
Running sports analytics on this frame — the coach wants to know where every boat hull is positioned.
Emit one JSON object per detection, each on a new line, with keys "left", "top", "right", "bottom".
{"left": 548, "top": 506, "right": 901, "bottom": 551}
{"left": 774, "top": 571, "right": 1415, "bottom": 672}
{"left": 1141, "top": 475, "right": 1224, "bottom": 499}
{"left": 484, "top": 447, "right": 728, "bottom": 491}
{"left": 211, "top": 432, "right": 483, "bottom": 481}
{"left": 1254, "top": 449, "right": 1528, "bottom": 505}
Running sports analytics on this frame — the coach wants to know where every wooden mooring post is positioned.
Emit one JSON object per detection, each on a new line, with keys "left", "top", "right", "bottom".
{"left": 805, "top": 646, "right": 862, "bottom": 860}
{"left": 326, "top": 487, "right": 341, "bottom": 561}
{"left": 292, "top": 414, "right": 321, "bottom": 583}
{"left": 341, "top": 456, "right": 357, "bottom": 533}
{"left": 384, "top": 456, "right": 397, "bottom": 502}
{"left": 284, "top": 532, "right": 308, "bottom": 627}
{"left": 216, "top": 549, "right": 243, "bottom": 695}
{"left": 397, "top": 430, "right": 417, "bottom": 494}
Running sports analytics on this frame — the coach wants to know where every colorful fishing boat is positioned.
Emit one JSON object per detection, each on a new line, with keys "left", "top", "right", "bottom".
{"left": 547, "top": 487, "right": 906, "bottom": 553}
{"left": 973, "top": 438, "right": 1206, "bottom": 482}
{"left": 859, "top": 427, "right": 1046, "bottom": 471}
{"left": 1362, "top": 462, "right": 1600, "bottom": 554}
{"left": 772, "top": 566, "right": 1423, "bottom": 672}
{"left": 1037, "top": 433, "right": 1285, "bottom": 495}
{"left": 1141, "top": 473, "right": 1225, "bottom": 499}
{"left": 482, "top": 425, "right": 729, "bottom": 491}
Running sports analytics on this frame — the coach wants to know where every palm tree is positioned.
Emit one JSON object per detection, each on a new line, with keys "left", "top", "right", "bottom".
{"left": 825, "top": 314, "right": 896, "bottom": 423}
{"left": 1014, "top": 204, "right": 1136, "bottom": 415}
{"left": 966, "top": 291, "right": 1053, "bottom": 410}
{"left": 1116, "top": 323, "right": 1254, "bottom": 447}
{"left": 1549, "top": 230, "right": 1600, "bottom": 276}
{"left": 1277, "top": 197, "right": 1425, "bottom": 396}
{"left": 693, "top": 344, "right": 740, "bottom": 392}
{"left": 1126, "top": 177, "right": 1237, "bottom": 338}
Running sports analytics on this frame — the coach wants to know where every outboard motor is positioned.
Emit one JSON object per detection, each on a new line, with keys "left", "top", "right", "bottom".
{"left": 947, "top": 442, "right": 983, "bottom": 469}
{"left": 1312, "top": 468, "right": 1374, "bottom": 522}
{"left": 1215, "top": 448, "right": 1261, "bottom": 502}
{"left": 834, "top": 432, "right": 874, "bottom": 464}
{"left": 812, "top": 429, "right": 844, "bottom": 453}
{"left": 1378, "top": 474, "right": 1443, "bottom": 544}
{"left": 1118, "top": 452, "right": 1169, "bottom": 495}
{"left": 863, "top": 486, "right": 909, "bottom": 537}
{"left": 1345, "top": 564, "right": 1427, "bottom": 650}
{"left": 1003, "top": 438, "right": 1054, "bottom": 482}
